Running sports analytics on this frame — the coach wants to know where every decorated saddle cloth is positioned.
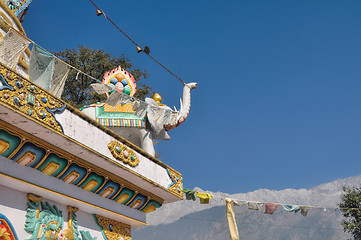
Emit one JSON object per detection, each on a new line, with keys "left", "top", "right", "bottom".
{"left": 93, "top": 103, "right": 148, "bottom": 128}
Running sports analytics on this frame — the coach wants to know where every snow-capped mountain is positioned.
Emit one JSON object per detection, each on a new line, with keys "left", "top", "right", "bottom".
{"left": 133, "top": 175, "right": 361, "bottom": 240}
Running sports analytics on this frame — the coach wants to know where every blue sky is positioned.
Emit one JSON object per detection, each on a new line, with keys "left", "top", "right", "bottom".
{"left": 23, "top": 1, "right": 361, "bottom": 194}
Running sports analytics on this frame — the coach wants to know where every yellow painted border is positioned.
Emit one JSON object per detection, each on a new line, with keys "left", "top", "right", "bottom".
{"left": 0, "top": 172, "right": 148, "bottom": 226}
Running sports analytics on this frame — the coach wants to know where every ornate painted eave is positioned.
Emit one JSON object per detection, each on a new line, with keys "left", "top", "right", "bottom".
{"left": 0, "top": 63, "right": 183, "bottom": 218}
{"left": 0, "top": 155, "right": 146, "bottom": 228}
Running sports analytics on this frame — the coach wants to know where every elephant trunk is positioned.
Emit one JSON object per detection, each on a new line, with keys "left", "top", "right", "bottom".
{"left": 164, "top": 82, "right": 197, "bottom": 131}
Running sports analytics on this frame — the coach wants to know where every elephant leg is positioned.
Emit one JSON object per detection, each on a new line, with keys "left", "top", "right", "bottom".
{"left": 139, "top": 129, "right": 155, "bottom": 157}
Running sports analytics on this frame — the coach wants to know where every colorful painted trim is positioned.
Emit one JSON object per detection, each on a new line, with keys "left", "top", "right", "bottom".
{"left": 167, "top": 168, "right": 183, "bottom": 199}
{"left": 0, "top": 213, "right": 19, "bottom": 240}
{"left": 140, "top": 200, "right": 162, "bottom": 213}
{"left": 0, "top": 64, "right": 183, "bottom": 201}
{"left": 93, "top": 104, "right": 148, "bottom": 128}
{"left": 4, "top": 0, "right": 33, "bottom": 18}
{"left": 97, "top": 118, "right": 146, "bottom": 128}
{"left": 93, "top": 214, "right": 131, "bottom": 240}
{"left": 108, "top": 141, "right": 139, "bottom": 167}
{"left": 0, "top": 63, "right": 65, "bottom": 133}
{"left": 0, "top": 125, "right": 162, "bottom": 213}
{"left": 0, "top": 173, "right": 147, "bottom": 227}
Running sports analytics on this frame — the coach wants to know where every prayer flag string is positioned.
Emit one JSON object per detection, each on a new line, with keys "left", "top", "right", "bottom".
{"left": 183, "top": 188, "right": 361, "bottom": 212}
{"left": 182, "top": 188, "right": 360, "bottom": 240}
{"left": 0, "top": 17, "right": 180, "bottom": 124}
{"left": 87, "top": 0, "right": 186, "bottom": 85}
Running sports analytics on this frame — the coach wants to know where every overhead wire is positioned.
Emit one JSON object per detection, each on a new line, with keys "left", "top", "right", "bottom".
{"left": 87, "top": 0, "right": 187, "bottom": 85}
{"left": 1, "top": 4, "right": 187, "bottom": 108}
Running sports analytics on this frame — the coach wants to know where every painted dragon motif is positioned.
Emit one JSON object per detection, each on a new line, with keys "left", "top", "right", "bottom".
{"left": 24, "top": 193, "right": 96, "bottom": 240}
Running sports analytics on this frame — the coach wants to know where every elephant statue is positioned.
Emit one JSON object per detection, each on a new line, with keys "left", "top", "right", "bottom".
{"left": 81, "top": 66, "right": 197, "bottom": 157}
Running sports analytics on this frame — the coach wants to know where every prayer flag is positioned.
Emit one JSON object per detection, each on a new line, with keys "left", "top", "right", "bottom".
{"left": 91, "top": 83, "right": 113, "bottom": 94}
{"left": 183, "top": 189, "right": 196, "bottom": 201}
{"left": 248, "top": 201, "right": 264, "bottom": 211}
{"left": 105, "top": 90, "right": 130, "bottom": 107}
{"left": 29, "top": 44, "right": 54, "bottom": 89}
{"left": 225, "top": 198, "right": 239, "bottom": 240}
{"left": 134, "top": 101, "right": 148, "bottom": 118}
{"left": 49, "top": 58, "right": 69, "bottom": 98}
{"left": 233, "top": 200, "right": 248, "bottom": 207}
{"left": 106, "top": 90, "right": 121, "bottom": 106}
{"left": 264, "top": 203, "right": 280, "bottom": 215}
{"left": 0, "top": 28, "right": 30, "bottom": 69}
{"left": 282, "top": 204, "right": 300, "bottom": 213}
{"left": 132, "top": 100, "right": 140, "bottom": 111}
{"left": 118, "top": 92, "right": 130, "bottom": 106}
{"left": 196, "top": 192, "right": 212, "bottom": 204}
{"left": 300, "top": 206, "right": 312, "bottom": 217}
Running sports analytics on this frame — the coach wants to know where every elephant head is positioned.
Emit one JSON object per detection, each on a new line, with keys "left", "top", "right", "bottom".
{"left": 140, "top": 82, "right": 197, "bottom": 141}
{"left": 163, "top": 82, "right": 197, "bottom": 131}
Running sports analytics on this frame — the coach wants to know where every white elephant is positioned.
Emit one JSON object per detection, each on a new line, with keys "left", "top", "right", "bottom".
{"left": 81, "top": 66, "right": 197, "bottom": 157}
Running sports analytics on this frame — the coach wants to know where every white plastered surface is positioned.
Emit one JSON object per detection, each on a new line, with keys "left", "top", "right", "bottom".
{"left": 55, "top": 109, "right": 172, "bottom": 190}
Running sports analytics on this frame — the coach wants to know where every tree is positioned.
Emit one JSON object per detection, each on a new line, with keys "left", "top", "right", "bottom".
{"left": 55, "top": 46, "right": 153, "bottom": 108}
{"left": 338, "top": 186, "right": 361, "bottom": 240}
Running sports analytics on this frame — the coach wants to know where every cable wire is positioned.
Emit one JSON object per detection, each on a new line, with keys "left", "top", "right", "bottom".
{"left": 87, "top": 0, "right": 186, "bottom": 85}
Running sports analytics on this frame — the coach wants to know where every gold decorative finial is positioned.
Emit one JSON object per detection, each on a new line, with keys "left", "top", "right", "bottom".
{"left": 153, "top": 93, "right": 162, "bottom": 104}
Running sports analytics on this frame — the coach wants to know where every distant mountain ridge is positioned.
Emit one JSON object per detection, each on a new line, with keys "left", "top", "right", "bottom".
{"left": 146, "top": 175, "right": 361, "bottom": 226}
{"left": 133, "top": 175, "right": 361, "bottom": 240}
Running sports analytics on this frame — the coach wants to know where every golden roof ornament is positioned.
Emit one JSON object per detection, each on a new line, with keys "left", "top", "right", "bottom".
{"left": 153, "top": 93, "right": 166, "bottom": 106}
